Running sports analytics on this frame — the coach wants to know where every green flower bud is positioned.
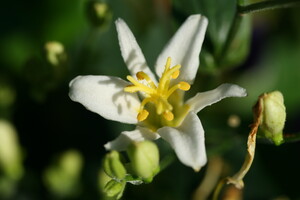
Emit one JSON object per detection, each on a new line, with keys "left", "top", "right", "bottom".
{"left": 127, "top": 141, "right": 160, "bottom": 182}
{"left": 103, "top": 151, "right": 126, "bottom": 180}
{"left": 259, "top": 91, "right": 286, "bottom": 145}
{"left": 0, "top": 80, "right": 16, "bottom": 109}
{"left": 0, "top": 120, "right": 23, "bottom": 181}
{"left": 103, "top": 180, "right": 126, "bottom": 199}
{"left": 44, "top": 41, "right": 67, "bottom": 67}
{"left": 85, "top": 1, "right": 112, "bottom": 29}
{"left": 43, "top": 150, "right": 83, "bottom": 197}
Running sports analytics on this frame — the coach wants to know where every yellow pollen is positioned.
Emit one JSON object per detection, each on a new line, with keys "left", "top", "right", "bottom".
{"left": 178, "top": 82, "right": 190, "bottom": 91}
{"left": 124, "top": 57, "right": 191, "bottom": 121}
{"left": 172, "top": 70, "right": 180, "bottom": 79}
{"left": 163, "top": 111, "right": 174, "bottom": 121}
{"left": 136, "top": 72, "right": 146, "bottom": 80}
{"left": 137, "top": 109, "right": 149, "bottom": 121}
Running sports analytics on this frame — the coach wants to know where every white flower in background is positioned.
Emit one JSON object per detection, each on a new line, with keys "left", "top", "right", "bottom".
{"left": 69, "top": 15, "right": 247, "bottom": 171}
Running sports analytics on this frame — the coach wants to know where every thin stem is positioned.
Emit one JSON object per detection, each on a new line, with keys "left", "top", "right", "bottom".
{"left": 283, "top": 133, "right": 300, "bottom": 143}
{"left": 218, "top": 11, "right": 242, "bottom": 64}
{"left": 212, "top": 178, "right": 226, "bottom": 200}
{"left": 219, "top": 0, "right": 300, "bottom": 65}
{"left": 159, "top": 154, "right": 176, "bottom": 171}
{"left": 238, "top": 0, "right": 300, "bottom": 15}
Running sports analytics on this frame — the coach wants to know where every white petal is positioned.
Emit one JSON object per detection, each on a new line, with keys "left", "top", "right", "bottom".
{"left": 116, "top": 18, "right": 157, "bottom": 83}
{"left": 155, "top": 15, "right": 208, "bottom": 83}
{"left": 104, "top": 127, "right": 160, "bottom": 151}
{"left": 69, "top": 75, "right": 141, "bottom": 124}
{"left": 157, "top": 112, "right": 207, "bottom": 171}
{"left": 186, "top": 83, "right": 247, "bottom": 113}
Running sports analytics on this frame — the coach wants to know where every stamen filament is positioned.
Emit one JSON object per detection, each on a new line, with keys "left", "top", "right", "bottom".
{"left": 126, "top": 75, "right": 156, "bottom": 94}
{"left": 158, "top": 64, "right": 181, "bottom": 93}
{"left": 140, "top": 97, "right": 153, "bottom": 110}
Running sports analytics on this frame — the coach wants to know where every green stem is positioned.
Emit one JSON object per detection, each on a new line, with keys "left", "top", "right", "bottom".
{"left": 238, "top": 0, "right": 300, "bottom": 15}
{"left": 159, "top": 154, "right": 176, "bottom": 171}
{"left": 218, "top": 11, "right": 242, "bottom": 64}
{"left": 212, "top": 178, "right": 226, "bottom": 200}
{"left": 283, "top": 133, "right": 300, "bottom": 143}
{"left": 219, "top": 0, "right": 299, "bottom": 65}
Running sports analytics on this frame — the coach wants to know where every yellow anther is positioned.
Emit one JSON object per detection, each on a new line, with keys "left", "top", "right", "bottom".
{"left": 163, "top": 111, "right": 174, "bottom": 121}
{"left": 135, "top": 72, "right": 157, "bottom": 89}
{"left": 178, "top": 82, "right": 190, "bottom": 91}
{"left": 137, "top": 109, "right": 149, "bottom": 121}
{"left": 136, "top": 71, "right": 146, "bottom": 80}
{"left": 172, "top": 70, "right": 180, "bottom": 79}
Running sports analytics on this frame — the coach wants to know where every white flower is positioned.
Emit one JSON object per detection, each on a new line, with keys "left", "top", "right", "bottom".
{"left": 69, "top": 15, "right": 247, "bottom": 171}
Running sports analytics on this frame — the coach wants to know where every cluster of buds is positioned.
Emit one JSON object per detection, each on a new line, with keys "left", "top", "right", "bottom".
{"left": 102, "top": 141, "right": 160, "bottom": 199}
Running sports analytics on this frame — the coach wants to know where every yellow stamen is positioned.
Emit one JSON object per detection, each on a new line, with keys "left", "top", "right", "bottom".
{"left": 125, "top": 75, "right": 156, "bottom": 94}
{"left": 163, "top": 110, "right": 174, "bottom": 121}
{"left": 124, "top": 57, "right": 191, "bottom": 122}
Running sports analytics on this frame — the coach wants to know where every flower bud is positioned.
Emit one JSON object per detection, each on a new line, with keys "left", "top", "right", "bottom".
{"left": 0, "top": 80, "right": 16, "bottom": 109}
{"left": 44, "top": 41, "right": 67, "bottom": 67}
{"left": 0, "top": 120, "right": 23, "bottom": 181}
{"left": 103, "top": 179, "right": 126, "bottom": 199}
{"left": 258, "top": 91, "right": 286, "bottom": 145}
{"left": 103, "top": 151, "right": 126, "bottom": 180}
{"left": 127, "top": 141, "right": 160, "bottom": 182}
{"left": 43, "top": 150, "right": 83, "bottom": 197}
{"left": 85, "top": 1, "right": 112, "bottom": 29}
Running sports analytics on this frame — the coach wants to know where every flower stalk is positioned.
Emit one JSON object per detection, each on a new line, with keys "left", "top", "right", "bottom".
{"left": 219, "top": 0, "right": 299, "bottom": 65}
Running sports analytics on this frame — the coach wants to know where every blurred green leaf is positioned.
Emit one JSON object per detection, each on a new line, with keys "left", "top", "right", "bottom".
{"left": 220, "top": 15, "right": 251, "bottom": 69}
{"left": 197, "top": 0, "right": 237, "bottom": 56}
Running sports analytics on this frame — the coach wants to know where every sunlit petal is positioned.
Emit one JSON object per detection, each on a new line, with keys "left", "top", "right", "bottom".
{"left": 186, "top": 83, "right": 247, "bottom": 113}
{"left": 69, "top": 75, "right": 140, "bottom": 124}
{"left": 104, "top": 127, "right": 160, "bottom": 151}
{"left": 116, "top": 18, "right": 157, "bottom": 83}
{"left": 158, "top": 112, "right": 207, "bottom": 171}
{"left": 155, "top": 15, "right": 208, "bottom": 83}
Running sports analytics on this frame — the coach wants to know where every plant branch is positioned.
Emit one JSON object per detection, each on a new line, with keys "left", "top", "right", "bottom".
{"left": 283, "top": 133, "right": 300, "bottom": 143}
{"left": 238, "top": 0, "right": 300, "bottom": 15}
{"left": 219, "top": 0, "right": 300, "bottom": 65}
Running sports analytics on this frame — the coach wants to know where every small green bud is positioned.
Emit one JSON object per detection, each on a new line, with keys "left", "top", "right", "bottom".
{"left": 44, "top": 41, "right": 67, "bottom": 67}
{"left": 259, "top": 91, "right": 286, "bottom": 145}
{"left": 0, "top": 80, "right": 16, "bottom": 109}
{"left": 0, "top": 120, "right": 23, "bottom": 181}
{"left": 103, "top": 151, "right": 126, "bottom": 180}
{"left": 85, "top": 1, "right": 112, "bottom": 29}
{"left": 127, "top": 141, "right": 160, "bottom": 182}
{"left": 103, "top": 180, "right": 126, "bottom": 199}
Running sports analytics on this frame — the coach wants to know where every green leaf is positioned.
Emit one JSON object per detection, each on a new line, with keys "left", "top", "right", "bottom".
{"left": 220, "top": 15, "right": 251, "bottom": 69}
{"left": 201, "top": 0, "right": 236, "bottom": 53}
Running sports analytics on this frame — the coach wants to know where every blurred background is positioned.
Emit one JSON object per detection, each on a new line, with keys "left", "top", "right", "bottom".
{"left": 0, "top": 0, "right": 300, "bottom": 199}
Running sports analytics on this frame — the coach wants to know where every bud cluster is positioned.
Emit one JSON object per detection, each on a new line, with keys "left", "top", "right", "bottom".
{"left": 102, "top": 141, "right": 160, "bottom": 199}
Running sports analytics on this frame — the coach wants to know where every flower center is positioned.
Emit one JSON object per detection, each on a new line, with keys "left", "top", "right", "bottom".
{"left": 124, "top": 57, "right": 190, "bottom": 122}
